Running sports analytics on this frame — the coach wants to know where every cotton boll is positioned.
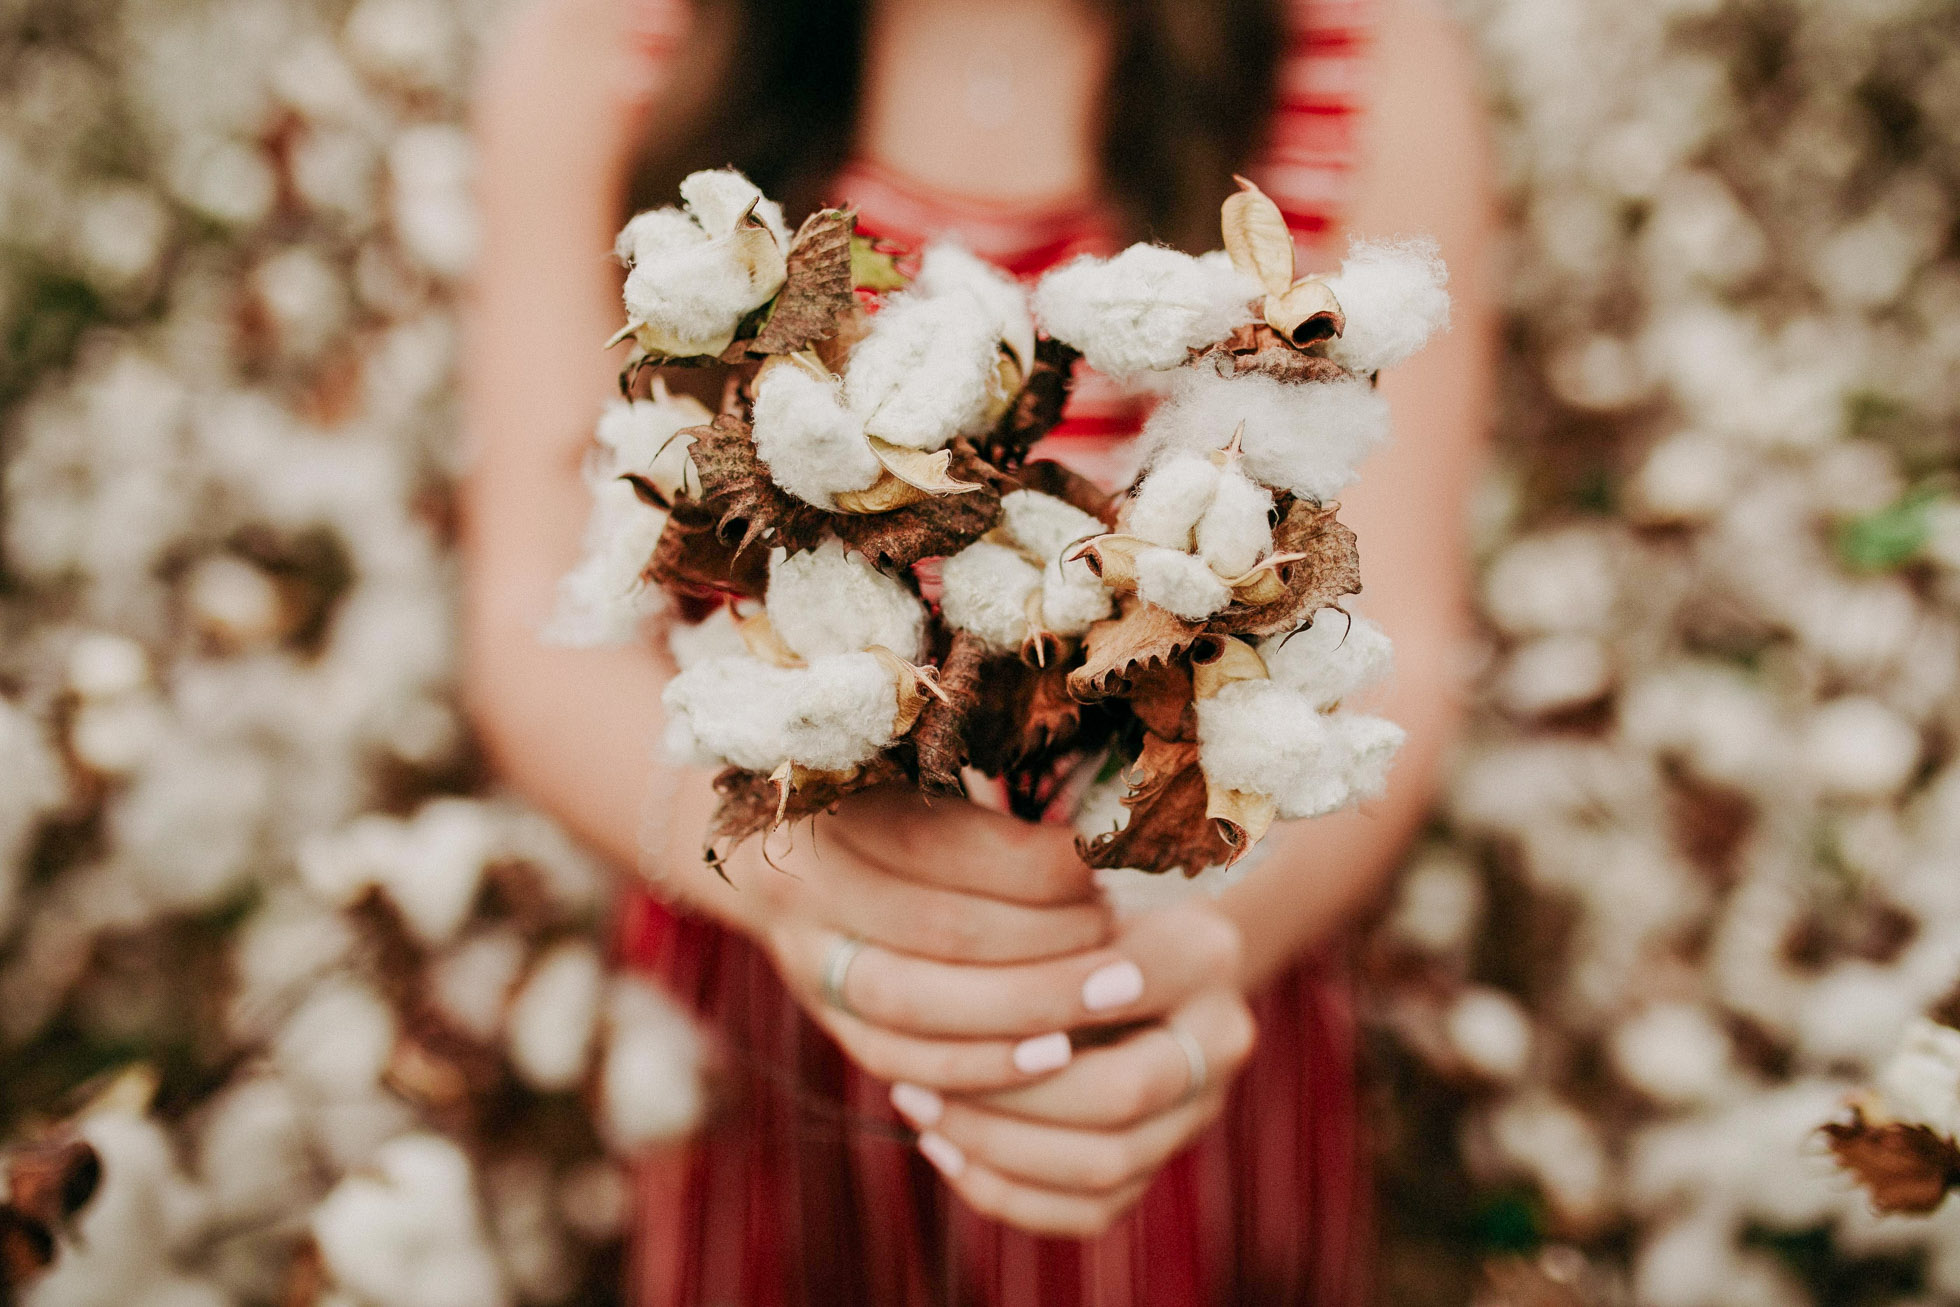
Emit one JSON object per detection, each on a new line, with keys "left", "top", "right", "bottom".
{"left": 1038, "top": 557, "right": 1114, "bottom": 636}
{"left": 507, "top": 942, "right": 604, "bottom": 1093}
{"left": 1195, "top": 467, "right": 1274, "bottom": 577}
{"left": 600, "top": 977, "right": 705, "bottom": 1149}
{"left": 1135, "top": 546, "right": 1233, "bottom": 620}
{"left": 844, "top": 293, "right": 1001, "bottom": 450}
{"left": 775, "top": 651, "right": 911, "bottom": 772}
{"left": 196, "top": 1076, "right": 309, "bottom": 1223}
{"left": 1488, "top": 1095, "right": 1610, "bottom": 1225}
{"left": 185, "top": 553, "right": 284, "bottom": 649}
{"left": 913, "top": 243, "right": 1032, "bottom": 364}
{"left": 1196, "top": 679, "right": 1332, "bottom": 798}
{"left": 1126, "top": 455, "right": 1220, "bottom": 549}
{"left": 750, "top": 362, "right": 881, "bottom": 508}
{"left": 1611, "top": 1004, "right": 1734, "bottom": 1106}
{"left": 594, "top": 392, "right": 708, "bottom": 494}
{"left": 1450, "top": 988, "right": 1533, "bottom": 1081}
{"left": 312, "top": 1134, "right": 511, "bottom": 1307}
{"left": 384, "top": 799, "right": 495, "bottom": 945}
{"left": 765, "top": 540, "right": 926, "bottom": 661}
{"left": 1141, "top": 371, "right": 1391, "bottom": 503}
{"left": 662, "top": 656, "right": 804, "bottom": 772}
{"left": 999, "top": 490, "right": 1107, "bottom": 565}
{"left": 939, "top": 542, "right": 1043, "bottom": 651}
{"left": 666, "top": 606, "right": 747, "bottom": 670}
{"left": 1496, "top": 633, "right": 1614, "bottom": 717}
{"left": 1385, "top": 854, "right": 1484, "bottom": 955}
{"left": 677, "top": 167, "right": 790, "bottom": 250}
{"left": 69, "top": 695, "right": 168, "bottom": 775}
{"left": 1801, "top": 697, "right": 1920, "bottom": 799}
{"left": 1314, "top": 712, "right": 1405, "bottom": 813}
{"left": 613, "top": 208, "right": 699, "bottom": 268}
{"left": 1795, "top": 963, "right": 1917, "bottom": 1069}
{"left": 275, "top": 977, "right": 398, "bottom": 1101}
{"left": 1032, "top": 246, "right": 1258, "bottom": 375}
{"left": 69, "top": 632, "right": 152, "bottom": 700}
{"left": 545, "top": 476, "right": 666, "bottom": 646}
{"left": 388, "top": 126, "right": 477, "bottom": 281}
{"left": 1482, "top": 528, "right": 1618, "bottom": 637}
{"left": 1876, "top": 1018, "right": 1960, "bottom": 1138}
{"left": 1257, "top": 613, "right": 1392, "bottom": 710}
{"left": 1320, "top": 238, "right": 1450, "bottom": 373}
{"left": 1630, "top": 430, "right": 1742, "bottom": 524}
{"left": 428, "top": 928, "right": 526, "bottom": 1043}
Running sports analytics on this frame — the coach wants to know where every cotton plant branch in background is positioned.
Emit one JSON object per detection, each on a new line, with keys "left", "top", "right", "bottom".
{"left": 555, "top": 172, "right": 1448, "bottom": 885}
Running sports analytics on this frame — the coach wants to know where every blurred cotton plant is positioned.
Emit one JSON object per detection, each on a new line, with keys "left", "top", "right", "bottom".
{"left": 0, "top": 1, "right": 700, "bottom": 1304}
{"left": 1369, "top": 0, "right": 1960, "bottom": 1303}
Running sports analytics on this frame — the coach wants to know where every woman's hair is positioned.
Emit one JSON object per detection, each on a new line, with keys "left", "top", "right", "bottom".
{"left": 629, "top": 0, "right": 1285, "bottom": 252}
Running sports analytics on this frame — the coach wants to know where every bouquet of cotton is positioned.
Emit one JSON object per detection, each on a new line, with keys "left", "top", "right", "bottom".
{"left": 560, "top": 170, "right": 1446, "bottom": 878}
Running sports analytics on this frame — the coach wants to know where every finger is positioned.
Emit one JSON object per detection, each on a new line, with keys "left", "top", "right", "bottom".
{"left": 830, "top": 899, "right": 1242, "bottom": 1039}
{"left": 916, "top": 1137, "right": 1152, "bottom": 1240}
{"left": 803, "top": 1005, "right": 1072, "bottom": 1094}
{"left": 963, "top": 990, "right": 1259, "bottom": 1129}
{"left": 903, "top": 1086, "right": 1225, "bottom": 1196}
{"left": 827, "top": 789, "right": 1097, "bottom": 906}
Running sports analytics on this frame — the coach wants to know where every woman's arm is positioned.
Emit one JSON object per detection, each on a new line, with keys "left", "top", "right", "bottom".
{"left": 1218, "top": 0, "right": 1497, "bottom": 989}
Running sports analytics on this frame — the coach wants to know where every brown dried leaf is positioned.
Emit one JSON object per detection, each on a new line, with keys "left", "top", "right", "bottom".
{"left": 682, "top": 415, "right": 826, "bottom": 558}
{"left": 645, "top": 503, "right": 769, "bottom": 600}
{"left": 979, "top": 338, "right": 1082, "bottom": 471}
{"left": 6, "top": 1138, "right": 99, "bottom": 1230}
{"left": 1069, "top": 600, "right": 1219, "bottom": 702}
{"left": 1824, "top": 1107, "right": 1960, "bottom": 1215}
{"left": 749, "top": 208, "right": 857, "bottom": 356}
{"left": 1196, "top": 322, "right": 1354, "bottom": 384}
{"left": 1207, "top": 499, "right": 1360, "bottom": 638}
{"left": 830, "top": 448, "right": 1004, "bottom": 572}
{"left": 0, "top": 1208, "right": 55, "bottom": 1292}
{"left": 1126, "top": 663, "right": 1195, "bottom": 741}
{"left": 965, "top": 657, "right": 1086, "bottom": 777}
{"left": 1077, "top": 736, "right": 1234, "bottom": 876}
{"left": 910, "top": 630, "right": 988, "bottom": 796}
{"left": 704, "top": 756, "right": 905, "bottom": 870}
{"left": 1221, "top": 176, "right": 1296, "bottom": 298}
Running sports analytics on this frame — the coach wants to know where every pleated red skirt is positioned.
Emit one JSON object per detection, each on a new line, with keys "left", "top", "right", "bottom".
{"left": 620, "top": 892, "right": 1368, "bottom": 1307}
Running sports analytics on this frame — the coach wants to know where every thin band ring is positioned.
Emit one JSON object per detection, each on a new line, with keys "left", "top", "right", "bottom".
{"left": 820, "top": 935, "right": 869, "bottom": 1018}
{"left": 1167, "top": 1024, "right": 1209, "bottom": 1104}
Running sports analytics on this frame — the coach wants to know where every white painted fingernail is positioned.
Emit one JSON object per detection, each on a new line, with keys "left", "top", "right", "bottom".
{"left": 918, "top": 1130, "right": 966, "bottom": 1178}
{"left": 1012, "top": 1031, "right": 1072, "bottom": 1074}
{"left": 890, "top": 1082, "right": 944, "bottom": 1129}
{"left": 1081, "top": 960, "right": 1144, "bottom": 1012}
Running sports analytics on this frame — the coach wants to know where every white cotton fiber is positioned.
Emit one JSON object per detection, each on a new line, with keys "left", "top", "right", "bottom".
{"left": 595, "top": 392, "right": 706, "bottom": 497}
{"left": 845, "top": 294, "right": 1000, "bottom": 450}
{"left": 938, "top": 541, "right": 1043, "bottom": 651}
{"left": 676, "top": 168, "right": 789, "bottom": 247}
{"left": 666, "top": 606, "right": 747, "bottom": 670}
{"left": 775, "top": 651, "right": 909, "bottom": 772}
{"left": 751, "top": 363, "right": 882, "bottom": 508}
{"left": 1126, "top": 455, "right": 1220, "bottom": 549}
{"left": 544, "top": 476, "right": 665, "bottom": 647}
{"left": 914, "top": 243, "right": 1031, "bottom": 359}
{"left": 999, "top": 489, "right": 1106, "bottom": 564}
{"left": 507, "top": 940, "right": 603, "bottom": 1092}
{"left": 1196, "top": 679, "right": 1332, "bottom": 798}
{"left": 1039, "top": 557, "right": 1114, "bottom": 635}
{"left": 1141, "top": 370, "right": 1390, "bottom": 502}
{"left": 1322, "top": 237, "right": 1450, "bottom": 373}
{"left": 1196, "top": 467, "right": 1274, "bottom": 577}
{"left": 1258, "top": 613, "right": 1393, "bottom": 710}
{"left": 1319, "top": 713, "right": 1405, "bottom": 807}
{"left": 1032, "top": 246, "right": 1259, "bottom": 375}
{"left": 765, "top": 539, "right": 926, "bottom": 660}
{"left": 1136, "top": 546, "right": 1233, "bottom": 620}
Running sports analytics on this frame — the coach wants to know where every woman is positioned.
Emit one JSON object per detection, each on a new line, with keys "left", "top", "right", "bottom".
{"left": 462, "top": 0, "right": 1493, "bottom": 1301}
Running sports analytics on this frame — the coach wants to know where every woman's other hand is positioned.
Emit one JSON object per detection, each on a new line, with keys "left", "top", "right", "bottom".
{"left": 881, "top": 899, "right": 1258, "bottom": 1238}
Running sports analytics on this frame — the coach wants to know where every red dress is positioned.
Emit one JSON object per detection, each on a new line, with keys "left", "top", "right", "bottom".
{"left": 623, "top": 5, "right": 1378, "bottom": 1302}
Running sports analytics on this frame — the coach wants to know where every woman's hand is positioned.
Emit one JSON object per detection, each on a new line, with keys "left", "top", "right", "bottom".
{"left": 690, "top": 786, "right": 1121, "bottom": 1093}
{"left": 884, "top": 899, "right": 1258, "bottom": 1238}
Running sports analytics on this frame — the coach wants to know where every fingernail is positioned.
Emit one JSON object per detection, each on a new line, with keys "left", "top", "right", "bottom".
{"left": 1012, "top": 1031, "right": 1073, "bottom": 1074}
{"left": 1081, "top": 960, "right": 1144, "bottom": 1012}
{"left": 890, "top": 1082, "right": 944, "bottom": 1129}
{"left": 918, "top": 1130, "right": 966, "bottom": 1179}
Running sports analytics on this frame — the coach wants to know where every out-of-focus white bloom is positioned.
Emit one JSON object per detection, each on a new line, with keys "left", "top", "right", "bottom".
{"left": 599, "top": 977, "right": 704, "bottom": 1149}
{"left": 1448, "top": 987, "right": 1534, "bottom": 1081}
{"left": 506, "top": 941, "right": 604, "bottom": 1093}
{"left": 1384, "top": 854, "right": 1484, "bottom": 955}
{"left": 1876, "top": 1018, "right": 1960, "bottom": 1139}
{"left": 1801, "top": 696, "right": 1921, "bottom": 799}
{"left": 196, "top": 1076, "right": 311, "bottom": 1224}
{"left": 252, "top": 245, "right": 351, "bottom": 358}
{"left": 68, "top": 633, "right": 153, "bottom": 700}
{"left": 312, "top": 1133, "right": 511, "bottom": 1307}
{"left": 1496, "top": 633, "right": 1614, "bottom": 717}
{"left": 1629, "top": 430, "right": 1742, "bottom": 524}
{"left": 185, "top": 553, "right": 285, "bottom": 649}
{"left": 276, "top": 977, "right": 398, "bottom": 1101}
{"left": 428, "top": 928, "right": 526, "bottom": 1044}
{"left": 389, "top": 125, "right": 477, "bottom": 279}
{"left": 0, "top": 700, "right": 67, "bottom": 934}
{"left": 1611, "top": 1003, "right": 1734, "bottom": 1106}
{"left": 72, "top": 182, "right": 171, "bottom": 293}
{"left": 1032, "top": 246, "right": 1258, "bottom": 375}
{"left": 344, "top": 0, "right": 460, "bottom": 93}
{"left": 1482, "top": 527, "right": 1619, "bottom": 637}
{"left": 299, "top": 800, "right": 496, "bottom": 944}
{"left": 617, "top": 169, "right": 789, "bottom": 358}
{"left": 1488, "top": 1095, "right": 1611, "bottom": 1225}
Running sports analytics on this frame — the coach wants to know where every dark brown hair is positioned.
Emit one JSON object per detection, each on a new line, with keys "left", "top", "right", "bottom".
{"left": 629, "top": 0, "right": 1285, "bottom": 252}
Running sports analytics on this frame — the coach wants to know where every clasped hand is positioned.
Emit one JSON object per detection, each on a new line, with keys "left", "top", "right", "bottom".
{"left": 711, "top": 787, "right": 1258, "bottom": 1239}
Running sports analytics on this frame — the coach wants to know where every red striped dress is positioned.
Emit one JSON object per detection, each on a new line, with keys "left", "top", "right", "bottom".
{"left": 621, "top": 5, "right": 1378, "bottom": 1303}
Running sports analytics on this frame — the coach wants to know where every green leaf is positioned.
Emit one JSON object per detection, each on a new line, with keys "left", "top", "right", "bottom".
{"left": 1835, "top": 488, "right": 1942, "bottom": 573}
{"left": 849, "top": 234, "right": 908, "bottom": 292}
